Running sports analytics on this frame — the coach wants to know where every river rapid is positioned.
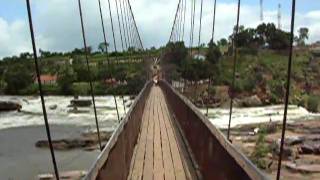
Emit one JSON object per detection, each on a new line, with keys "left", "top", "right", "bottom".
{"left": 0, "top": 95, "right": 131, "bottom": 131}
{"left": 1, "top": 96, "right": 320, "bottom": 131}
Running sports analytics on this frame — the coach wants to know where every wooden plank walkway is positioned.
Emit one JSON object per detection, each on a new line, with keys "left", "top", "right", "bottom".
{"left": 127, "top": 85, "right": 197, "bottom": 180}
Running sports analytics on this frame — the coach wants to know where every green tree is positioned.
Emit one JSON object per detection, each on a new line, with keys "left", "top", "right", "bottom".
{"left": 297, "top": 27, "right": 309, "bottom": 46}
{"left": 217, "top": 38, "right": 228, "bottom": 47}
{"left": 4, "top": 64, "right": 33, "bottom": 94}
{"left": 98, "top": 42, "right": 109, "bottom": 53}
{"left": 163, "top": 41, "right": 188, "bottom": 65}
{"left": 206, "top": 39, "right": 221, "bottom": 64}
{"left": 57, "top": 65, "right": 76, "bottom": 95}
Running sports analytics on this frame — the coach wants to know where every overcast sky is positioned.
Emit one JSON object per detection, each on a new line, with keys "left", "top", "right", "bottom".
{"left": 0, "top": 0, "right": 319, "bottom": 58}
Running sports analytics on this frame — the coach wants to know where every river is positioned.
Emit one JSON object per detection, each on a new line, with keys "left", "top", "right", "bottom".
{"left": 1, "top": 96, "right": 320, "bottom": 179}
{"left": 0, "top": 95, "right": 131, "bottom": 131}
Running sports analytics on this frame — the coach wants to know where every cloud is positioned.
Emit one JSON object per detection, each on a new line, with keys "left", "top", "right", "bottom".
{"left": 0, "top": 18, "right": 31, "bottom": 58}
{"left": 0, "top": 0, "right": 320, "bottom": 58}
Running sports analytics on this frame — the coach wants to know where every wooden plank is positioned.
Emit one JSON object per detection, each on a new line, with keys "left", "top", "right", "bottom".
{"left": 129, "top": 89, "right": 153, "bottom": 180}
{"left": 153, "top": 89, "right": 165, "bottom": 180}
{"left": 159, "top": 89, "right": 187, "bottom": 180}
{"left": 85, "top": 82, "right": 151, "bottom": 180}
{"left": 160, "top": 81, "right": 267, "bottom": 180}
{"left": 142, "top": 87, "right": 155, "bottom": 180}
{"left": 157, "top": 87, "right": 176, "bottom": 180}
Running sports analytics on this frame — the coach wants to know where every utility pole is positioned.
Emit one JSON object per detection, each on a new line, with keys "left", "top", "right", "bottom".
{"left": 278, "top": 3, "right": 282, "bottom": 29}
{"left": 260, "top": 0, "right": 263, "bottom": 21}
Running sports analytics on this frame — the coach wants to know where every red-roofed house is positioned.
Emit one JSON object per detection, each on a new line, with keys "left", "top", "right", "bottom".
{"left": 34, "top": 75, "right": 57, "bottom": 85}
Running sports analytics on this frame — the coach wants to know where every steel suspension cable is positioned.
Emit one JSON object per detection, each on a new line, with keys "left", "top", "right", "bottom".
{"left": 95, "top": 0, "right": 112, "bottom": 151}
{"left": 106, "top": 0, "right": 121, "bottom": 122}
{"left": 212, "top": 0, "right": 217, "bottom": 41}
{"left": 77, "top": 0, "right": 102, "bottom": 150}
{"left": 98, "top": 0, "right": 110, "bottom": 66}
{"left": 177, "top": 0, "right": 183, "bottom": 42}
{"left": 123, "top": 0, "right": 134, "bottom": 60}
{"left": 124, "top": 0, "right": 134, "bottom": 49}
{"left": 179, "top": 0, "right": 186, "bottom": 41}
{"left": 276, "top": 0, "right": 296, "bottom": 179}
{"left": 189, "top": 0, "right": 194, "bottom": 47}
{"left": 121, "top": 0, "right": 133, "bottom": 114}
{"left": 189, "top": 0, "right": 197, "bottom": 53}
{"left": 206, "top": 0, "right": 218, "bottom": 117}
{"left": 197, "top": 0, "right": 204, "bottom": 55}
{"left": 118, "top": 0, "right": 129, "bottom": 116}
{"left": 169, "top": 0, "right": 182, "bottom": 42}
{"left": 127, "top": 0, "right": 144, "bottom": 49}
{"left": 119, "top": 0, "right": 129, "bottom": 51}
{"left": 25, "top": 0, "right": 60, "bottom": 179}
{"left": 182, "top": 0, "right": 187, "bottom": 42}
{"left": 114, "top": 0, "right": 126, "bottom": 52}
{"left": 227, "top": 0, "right": 241, "bottom": 141}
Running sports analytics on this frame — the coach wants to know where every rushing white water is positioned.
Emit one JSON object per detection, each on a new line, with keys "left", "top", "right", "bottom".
{"left": 201, "top": 105, "right": 320, "bottom": 129}
{"left": 1, "top": 96, "right": 320, "bottom": 131}
{"left": 0, "top": 96, "right": 132, "bottom": 131}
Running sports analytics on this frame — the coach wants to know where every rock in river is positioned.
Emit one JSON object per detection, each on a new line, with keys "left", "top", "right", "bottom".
{"left": 70, "top": 99, "right": 92, "bottom": 107}
{"left": 35, "top": 131, "right": 112, "bottom": 151}
{"left": 238, "top": 95, "right": 262, "bottom": 107}
{"left": 0, "top": 101, "right": 22, "bottom": 111}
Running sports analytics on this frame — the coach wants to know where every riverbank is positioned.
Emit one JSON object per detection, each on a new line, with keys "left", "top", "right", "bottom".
{"left": 0, "top": 125, "right": 100, "bottom": 179}
{"left": 231, "top": 119, "right": 320, "bottom": 180}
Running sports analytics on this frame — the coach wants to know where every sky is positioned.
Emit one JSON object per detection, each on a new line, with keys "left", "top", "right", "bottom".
{"left": 0, "top": 0, "right": 319, "bottom": 58}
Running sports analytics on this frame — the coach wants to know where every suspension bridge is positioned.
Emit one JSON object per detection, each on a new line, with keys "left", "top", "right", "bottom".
{"left": 24, "top": 0, "right": 297, "bottom": 179}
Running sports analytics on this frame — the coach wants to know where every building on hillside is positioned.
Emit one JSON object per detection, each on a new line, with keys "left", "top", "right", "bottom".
{"left": 104, "top": 78, "right": 128, "bottom": 86}
{"left": 104, "top": 78, "right": 117, "bottom": 86}
{"left": 34, "top": 75, "right": 57, "bottom": 85}
{"left": 193, "top": 54, "right": 206, "bottom": 61}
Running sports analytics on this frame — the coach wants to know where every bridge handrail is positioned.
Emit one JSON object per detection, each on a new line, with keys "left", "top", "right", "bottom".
{"left": 159, "top": 80, "right": 269, "bottom": 180}
{"left": 85, "top": 81, "right": 152, "bottom": 180}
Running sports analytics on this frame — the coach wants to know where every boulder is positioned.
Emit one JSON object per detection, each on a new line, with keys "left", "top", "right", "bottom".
{"left": 36, "top": 131, "right": 112, "bottom": 151}
{"left": 49, "top": 104, "right": 57, "bottom": 110}
{"left": 299, "top": 143, "right": 320, "bottom": 155}
{"left": 70, "top": 99, "right": 92, "bottom": 107}
{"left": 285, "top": 162, "right": 320, "bottom": 173}
{"left": 0, "top": 101, "right": 22, "bottom": 111}
{"left": 239, "top": 95, "right": 262, "bottom": 107}
{"left": 285, "top": 136, "right": 305, "bottom": 146}
{"left": 300, "top": 144, "right": 315, "bottom": 154}
{"left": 272, "top": 141, "right": 293, "bottom": 159}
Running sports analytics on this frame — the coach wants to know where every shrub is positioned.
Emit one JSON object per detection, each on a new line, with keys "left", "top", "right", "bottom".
{"left": 250, "top": 128, "right": 271, "bottom": 169}
{"left": 307, "top": 95, "right": 320, "bottom": 112}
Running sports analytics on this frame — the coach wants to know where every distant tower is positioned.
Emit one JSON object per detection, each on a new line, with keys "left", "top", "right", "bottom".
{"left": 260, "top": 0, "right": 263, "bottom": 21}
{"left": 278, "top": 3, "right": 282, "bottom": 29}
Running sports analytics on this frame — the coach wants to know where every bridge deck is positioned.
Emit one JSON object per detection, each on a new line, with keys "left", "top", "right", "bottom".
{"left": 127, "top": 85, "right": 197, "bottom": 180}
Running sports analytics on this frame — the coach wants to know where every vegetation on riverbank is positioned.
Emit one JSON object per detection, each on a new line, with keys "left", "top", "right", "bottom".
{"left": 232, "top": 120, "right": 320, "bottom": 180}
{"left": 161, "top": 23, "right": 320, "bottom": 112}
{"left": 0, "top": 45, "right": 156, "bottom": 96}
